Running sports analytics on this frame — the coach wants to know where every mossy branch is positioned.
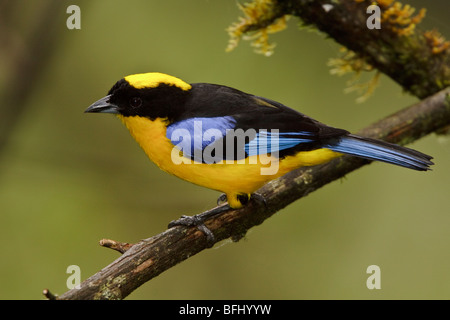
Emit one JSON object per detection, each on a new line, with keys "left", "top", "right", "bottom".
{"left": 228, "top": 0, "right": 450, "bottom": 99}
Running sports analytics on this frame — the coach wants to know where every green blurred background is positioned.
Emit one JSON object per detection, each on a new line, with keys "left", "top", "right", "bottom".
{"left": 0, "top": 0, "right": 449, "bottom": 300}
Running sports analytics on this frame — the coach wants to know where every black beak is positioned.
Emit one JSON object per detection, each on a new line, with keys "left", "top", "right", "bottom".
{"left": 85, "top": 95, "right": 120, "bottom": 114}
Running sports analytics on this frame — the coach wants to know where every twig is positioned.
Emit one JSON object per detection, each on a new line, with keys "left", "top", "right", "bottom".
{"left": 99, "top": 239, "right": 134, "bottom": 254}
{"left": 42, "top": 289, "right": 57, "bottom": 300}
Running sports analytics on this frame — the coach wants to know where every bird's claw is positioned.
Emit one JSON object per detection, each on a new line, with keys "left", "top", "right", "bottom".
{"left": 168, "top": 205, "right": 231, "bottom": 248}
{"left": 217, "top": 193, "right": 228, "bottom": 206}
{"left": 168, "top": 215, "right": 215, "bottom": 246}
{"left": 251, "top": 192, "right": 268, "bottom": 207}
{"left": 169, "top": 193, "right": 266, "bottom": 247}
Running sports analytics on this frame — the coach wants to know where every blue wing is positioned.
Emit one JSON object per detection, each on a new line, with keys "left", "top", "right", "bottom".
{"left": 166, "top": 116, "right": 237, "bottom": 163}
{"left": 166, "top": 116, "right": 319, "bottom": 163}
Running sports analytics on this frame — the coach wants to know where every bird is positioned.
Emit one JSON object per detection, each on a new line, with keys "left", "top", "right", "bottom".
{"left": 86, "top": 72, "right": 433, "bottom": 242}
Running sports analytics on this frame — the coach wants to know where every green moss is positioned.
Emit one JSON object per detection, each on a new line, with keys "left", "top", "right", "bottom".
{"left": 94, "top": 274, "right": 128, "bottom": 300}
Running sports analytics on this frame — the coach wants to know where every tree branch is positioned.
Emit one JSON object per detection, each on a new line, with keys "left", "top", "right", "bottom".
{"left": 53, "top": 87, "right": 450, "bottom": 300}
{"left": 227, "top": 0, "right": 450, "bottom": 99}
{"left": 282, "top": 0, "right": 450, "bottom": 99}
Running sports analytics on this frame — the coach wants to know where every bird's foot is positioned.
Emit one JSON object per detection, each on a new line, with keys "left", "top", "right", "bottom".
{"left": 168, "top": 205, "right": 231, "bottom": 248}
{"left": 250, "top": 192, "right": 267, "bottom": 207}
{"left": 170, "top": 192, "right": 267, "bottom": 247}
{"left": 217, "top": 193, "right": 228, "bottom": 206}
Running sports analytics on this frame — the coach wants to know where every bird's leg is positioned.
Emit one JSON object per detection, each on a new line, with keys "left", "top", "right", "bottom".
{"left": 236, "top": 192, "right": 267, "bottom": 207}
{"left": 168, "top": 204, "right": 231, "bottom": 247}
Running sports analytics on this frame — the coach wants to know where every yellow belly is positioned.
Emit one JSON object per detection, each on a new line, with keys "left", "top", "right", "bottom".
{"left": 118, "top": 115, "right": 341, "bottom": 208}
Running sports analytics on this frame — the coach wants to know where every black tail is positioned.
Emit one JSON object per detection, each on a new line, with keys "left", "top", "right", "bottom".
{"left": 323, "top": 134, "right": 434, "bottom": 171}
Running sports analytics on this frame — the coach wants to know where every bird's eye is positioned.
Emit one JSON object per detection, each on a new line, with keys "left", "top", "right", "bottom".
{"left": 129, "top": 97, "right": 142, "bottom": 108}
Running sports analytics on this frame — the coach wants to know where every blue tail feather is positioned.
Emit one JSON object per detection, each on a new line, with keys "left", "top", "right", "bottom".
{"left": 323, "top": 134, "right": 433, "bottom": 171}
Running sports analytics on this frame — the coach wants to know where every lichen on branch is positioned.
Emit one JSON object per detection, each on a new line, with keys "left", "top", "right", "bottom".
{"left": 226, "top": 0, "right": 289, "bottom": 56}
{"left": 227, "top": 0, "right": 450, "bottom": 100}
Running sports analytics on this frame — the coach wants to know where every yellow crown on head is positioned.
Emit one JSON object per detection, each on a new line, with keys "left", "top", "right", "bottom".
{"left": 124, "top": 72, "right": 192, "bottom": 91}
